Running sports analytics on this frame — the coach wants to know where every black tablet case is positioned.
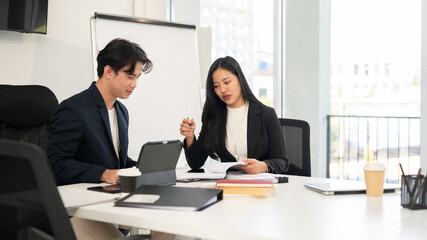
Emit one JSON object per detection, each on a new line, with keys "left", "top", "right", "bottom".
{"left": 136, "top": 140, "right": 183, "bottom": 186}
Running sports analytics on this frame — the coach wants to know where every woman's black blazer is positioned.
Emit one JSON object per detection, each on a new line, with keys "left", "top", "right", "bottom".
{"left": 184, "top": 101, "right": 288, "bottom": 174}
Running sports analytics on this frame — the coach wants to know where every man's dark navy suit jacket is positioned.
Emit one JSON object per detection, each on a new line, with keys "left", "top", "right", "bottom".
{"left": 47, "top": 82, "right": 136, "bottom": 185}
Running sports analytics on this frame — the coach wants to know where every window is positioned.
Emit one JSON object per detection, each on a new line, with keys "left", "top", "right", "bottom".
{"left": 329, "top": 0, "right": 421, "bottom": 181}
{"left": 331, "top": 0, "right": 420, "bottom": 116}
{"left": 259, "top": 88, "right": 267, "bottom": 98}
{"left": 384, "top": 63, "right": 390, "bottom": 76}
{"left": 171, "top": 0, "right": 281, "bottom": 109}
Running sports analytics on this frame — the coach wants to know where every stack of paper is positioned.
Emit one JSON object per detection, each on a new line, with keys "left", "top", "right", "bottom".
{"left": 215, "top": 179, "right": 275, "bottom": 196}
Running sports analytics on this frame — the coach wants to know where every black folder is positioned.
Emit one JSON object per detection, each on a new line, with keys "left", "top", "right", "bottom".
{"left": 114, "top": 185, "right": 223, "bottom": 211}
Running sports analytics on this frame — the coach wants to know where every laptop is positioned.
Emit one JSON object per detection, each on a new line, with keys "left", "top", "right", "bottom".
{"left": 304, "top": 181, "right": 401, "bottom": 195}
{"left": 136, "top": 140, "right": 183, "bottom": 186}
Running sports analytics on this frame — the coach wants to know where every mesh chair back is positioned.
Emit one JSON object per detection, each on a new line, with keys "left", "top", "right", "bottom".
{"left": 279, "top": 118, "right": 311, "bottom": 176}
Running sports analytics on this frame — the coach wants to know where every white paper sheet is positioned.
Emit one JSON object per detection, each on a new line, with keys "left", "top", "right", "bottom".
{"left": 204, "top": 162, "right": 246, "bottom": 173}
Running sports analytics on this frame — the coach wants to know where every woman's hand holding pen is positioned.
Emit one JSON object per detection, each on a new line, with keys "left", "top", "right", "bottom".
{"left": 180, "top": 118, "right": 196, "bottom": 148}
{"left": 239, "top": 158, "right": 269, "bottom": 174}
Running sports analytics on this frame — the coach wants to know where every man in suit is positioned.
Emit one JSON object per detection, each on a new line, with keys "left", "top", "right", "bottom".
{"left": 47, "top": 38, "right": 153, "bottom": 186}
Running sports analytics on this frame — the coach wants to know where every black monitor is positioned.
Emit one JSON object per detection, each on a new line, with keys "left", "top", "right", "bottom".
{"left": 0, "top": 0, "right": 48, "bottom": 34}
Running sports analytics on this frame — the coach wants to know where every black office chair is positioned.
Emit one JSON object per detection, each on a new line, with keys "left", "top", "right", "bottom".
{"left": 0, "top": 87, "right": 152, "bottom": 239}
{"left": 279, "top": 118, "right": 311, "bottom": 177}
{"left": 1, "top": 138, "right": 155, "bottom": 240}
{"left": 0, "top": 84, "right": 58, "bottom": 150}
{"left": 0, "top": 139, "right": 76, "bottom": 239}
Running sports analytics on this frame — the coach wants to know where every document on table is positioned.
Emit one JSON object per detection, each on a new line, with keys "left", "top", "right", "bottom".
{"left": 176, "top": 162, "right": 246, "bottom": 182}
{"left": 204, "top": 162, "right": 246, "bottom": 173}
{"left": 176, "top": 170, "right": 227, "bottom": 181}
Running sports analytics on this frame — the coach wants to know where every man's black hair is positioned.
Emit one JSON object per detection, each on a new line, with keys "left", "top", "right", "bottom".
{"left": 97, "top": 38, "right": 152, "bottom": 78}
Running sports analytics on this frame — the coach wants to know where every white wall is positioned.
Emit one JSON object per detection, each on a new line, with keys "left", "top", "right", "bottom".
{"left": 421, "top": 0, "right": 427, "bottom": 170}
{"left": 142, "top": 0, "right": 170, "bottom": 20}
{"left": 0, "top": 0, "right": 132, "bottom": 101}
{"left": 171, "top": 0, "right": 200, "bottom": 26}
{"left": 167, "top": 0, "right": 212, "bottom": 90}
{"left": 0, "top": 0, "right": 168, "bottom": 102}
{"left": 284, "top": 0, "right": 331, "bottom": 177}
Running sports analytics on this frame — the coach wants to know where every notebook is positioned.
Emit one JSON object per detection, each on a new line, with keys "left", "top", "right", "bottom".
{"left": 216, "top": 179, "right": 275, "bottom": 196}
{"left": 304, "top": 181, "right": 401, "bottom": 195}
{"left": 136, "top": 140, "right": 183, "bottom": 186}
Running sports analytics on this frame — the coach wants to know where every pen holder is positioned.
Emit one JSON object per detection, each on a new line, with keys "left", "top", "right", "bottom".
{"left": 401, "top": 175, "right": 427, "bottom": 210}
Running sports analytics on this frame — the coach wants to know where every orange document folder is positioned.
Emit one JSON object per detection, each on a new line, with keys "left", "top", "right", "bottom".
{"left": 215, "top": 179, "right": 275, "bottom": 196}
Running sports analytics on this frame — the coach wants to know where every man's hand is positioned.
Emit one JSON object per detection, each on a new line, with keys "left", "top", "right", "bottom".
{"left": 238, "top": 158, "right": 269, "bottom": 174}
{"left": 100, "top": 169, "right": 120, "bottom": 185}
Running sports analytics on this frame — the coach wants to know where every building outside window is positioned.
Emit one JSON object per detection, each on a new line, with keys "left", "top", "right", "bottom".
{"left": 172, "top": 0, "right": 278, "bottom": 108}
{"left": 329, "top": 0, "right": 421, "bottom": 182}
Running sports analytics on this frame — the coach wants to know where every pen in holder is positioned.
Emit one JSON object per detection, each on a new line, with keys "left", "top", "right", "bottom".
{"left": 401, "top": 174, "right": 427, "bottom": 210}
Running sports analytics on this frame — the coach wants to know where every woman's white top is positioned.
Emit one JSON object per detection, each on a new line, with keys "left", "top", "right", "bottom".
{"left": 225, "top": 101, "right": 249, "bottom": 162}
{"left": 108, "top": 107, "right": 120, "bottom": 164}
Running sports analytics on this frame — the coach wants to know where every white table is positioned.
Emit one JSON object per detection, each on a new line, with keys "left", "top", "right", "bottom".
{"left": 58, "top": 176, "right": 427, "bottom": 240}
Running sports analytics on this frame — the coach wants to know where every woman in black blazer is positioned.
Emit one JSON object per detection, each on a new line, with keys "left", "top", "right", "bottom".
{"left": 180, "top": 56, "right": 288, "bottom": 174}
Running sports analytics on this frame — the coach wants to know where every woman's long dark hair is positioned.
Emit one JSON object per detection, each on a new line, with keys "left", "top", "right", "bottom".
{"left": 202, "top": 56, "right": 260, "bottom": 159}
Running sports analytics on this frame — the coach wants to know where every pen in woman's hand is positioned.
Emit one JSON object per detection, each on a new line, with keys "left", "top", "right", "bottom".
{"left": 187, "top": 117, "right": 192, "bottom": 127}
{"left": 187, "top": 117, "right": 196, "bottom": 131}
